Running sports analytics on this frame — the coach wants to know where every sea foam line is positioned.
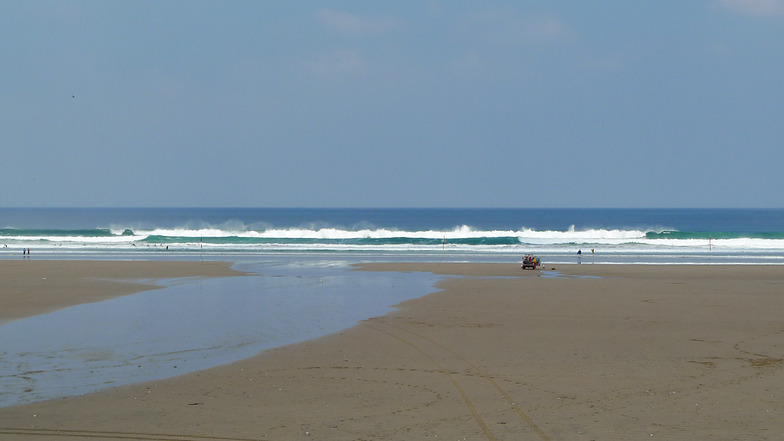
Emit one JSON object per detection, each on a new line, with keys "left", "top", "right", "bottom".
{"left": 124, "top": 225, "right": 652, "bottom": 240}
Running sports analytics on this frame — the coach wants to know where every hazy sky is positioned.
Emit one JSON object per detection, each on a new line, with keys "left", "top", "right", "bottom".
{"left": 2, "top": 1, "right": 783, "bottom": 207}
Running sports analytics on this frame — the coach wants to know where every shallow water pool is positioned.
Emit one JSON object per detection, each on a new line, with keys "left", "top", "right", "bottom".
{"left": 0, "top": 260, "right": 442, "bottom": 407}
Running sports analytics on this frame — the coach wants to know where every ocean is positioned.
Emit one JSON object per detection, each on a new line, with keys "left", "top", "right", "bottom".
{"left": 1, "top": 207, "right": 783, "bottom": 264}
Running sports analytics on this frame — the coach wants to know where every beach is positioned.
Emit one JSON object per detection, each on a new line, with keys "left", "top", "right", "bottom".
{"left": 0, "top": 260, "right": 243, "bottom": 325}
{"left": 1, "top": 262, "right": 782, "bottom": 440}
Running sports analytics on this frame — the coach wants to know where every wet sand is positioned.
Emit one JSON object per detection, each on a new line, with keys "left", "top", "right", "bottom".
{"left": 0, "top": 260, "right": 243, "bottom": 325}
{"left": 1, "top": 262, "right": 782, "bottom": 440}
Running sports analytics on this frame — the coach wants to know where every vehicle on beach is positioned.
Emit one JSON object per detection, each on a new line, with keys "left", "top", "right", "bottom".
{"left": 521, "top": 255, "right": 540, "bottom": 269}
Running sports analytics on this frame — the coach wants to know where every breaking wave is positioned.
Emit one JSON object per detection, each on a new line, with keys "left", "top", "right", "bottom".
{"left": 3, "top": 224, "right": 784, "bottom": 255}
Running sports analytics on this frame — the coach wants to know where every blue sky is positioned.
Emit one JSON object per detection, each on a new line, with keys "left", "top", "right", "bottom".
{"left": 2, "top": 1, "right": 783, "bottom": 208}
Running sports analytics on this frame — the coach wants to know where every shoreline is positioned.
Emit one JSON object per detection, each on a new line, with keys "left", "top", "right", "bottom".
{"left": 0, "top": 260, "right": 243, "bottom": 324}
{"left": 1, "top": 261, "right": 782, "bottom": 440}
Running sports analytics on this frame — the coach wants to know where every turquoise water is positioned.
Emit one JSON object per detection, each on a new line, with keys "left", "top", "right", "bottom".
{"left": 2, "top": 207, "right": 783, "bottom": 263}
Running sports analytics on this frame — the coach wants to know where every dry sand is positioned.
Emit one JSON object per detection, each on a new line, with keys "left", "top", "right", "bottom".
{"left": 1, "top": 261, "right": 782, "bottom": 440}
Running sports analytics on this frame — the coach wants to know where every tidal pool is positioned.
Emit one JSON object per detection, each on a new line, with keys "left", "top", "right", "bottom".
{"left": 0, "top": 260, "right": 442, "bottom": 407}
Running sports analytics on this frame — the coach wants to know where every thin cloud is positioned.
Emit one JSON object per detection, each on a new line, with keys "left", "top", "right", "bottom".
{"left": 467, "top": 9, "right": 576, "bottom": 47}
{"left": 426, "top": 0, "right": 443, "bottom": 17}
{"left": 315, "top": 9, "right": 400, "bottom": 35}
{"left": 717, "top": 0, "right": 784, "bottom": 16}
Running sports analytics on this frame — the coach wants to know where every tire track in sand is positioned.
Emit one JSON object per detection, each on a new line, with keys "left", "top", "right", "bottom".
{"left": 367, "top": 318, "right": 552, "bottom": 441}
{"left": 0, "top": 428, "right": 262, "bottom": 440}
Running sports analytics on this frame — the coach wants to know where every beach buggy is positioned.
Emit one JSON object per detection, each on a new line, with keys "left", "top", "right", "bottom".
{"left": 521, "top": 255, "right": 540, "bottom": 270}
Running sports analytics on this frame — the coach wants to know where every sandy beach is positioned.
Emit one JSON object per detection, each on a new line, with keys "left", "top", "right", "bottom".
{"left": 1, "top": 261, "right": 782, "bottom": 440}
{"left": 0, "top": 260, "right": 243, "bottom": 325}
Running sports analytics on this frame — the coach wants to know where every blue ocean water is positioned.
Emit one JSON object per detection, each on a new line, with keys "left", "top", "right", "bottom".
{"left": 2, "top": 207, "right": 783, "bottom": 264}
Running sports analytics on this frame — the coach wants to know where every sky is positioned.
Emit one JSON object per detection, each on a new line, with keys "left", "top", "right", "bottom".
{"left": 2, "top": 1, "right": 783, "bottom": 208}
